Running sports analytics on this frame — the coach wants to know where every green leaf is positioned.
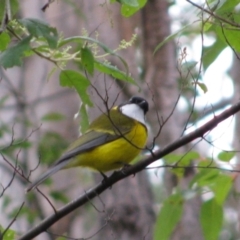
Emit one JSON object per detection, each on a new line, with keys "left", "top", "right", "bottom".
{"left": 121, "top": 0, "right": 147, "bottom": 17}
{"left": 14, "top": 140, "right": 32, "bottom": 149}
{"left": 59, "top": 36, "right": 129, "bottom": 74}
{"left": 197, "top": 158, "right": 216, "bottom": 168}
{"left": 19, "top": 18, "right": 58, "bottom": 48}
{"left": 50, "top": 191, "right": 69, "bottom": 203}
{"left": 191, "top": 163, "right": 232, "bottom": 205}
{"left": 203, "top": 21, "right": 213, "bottom": 32}
{"left": 2, "top": 195, "right": 11, "bottom": 208}
{"left": 81, "top": 47, "right": 94, "bottom": 75}
{"left": 200, "top": 199, "right": 223, "bottom": 240}
{"left": 118, "top": 0, "right": 139, "bottom": 7}
{"left": 196, "top": 82, "right": 208, "bottom": 94}
{"left": 0, "top": 226, "right": 15, "bottom": 240}
{"left": 154, "top": 193, "right": 183, "bottom": 240}
{"left": 55, "top": 236, "right": 66, "bottom": 240}
{"left": 79, "top": 103, "right": 89, "bottom": 133}
{"left": 94, "top": 61, "right": 136, "bottom": 85}
{"left": 218, "top": 151, "right": 235, "bottom": 162}
{"left": 164, "top": 151, "right": 199, "bottom": 177}
{"left": 214, "top": 24, "right": 240, "bottom": 52}
{"left": 171, "top": 167, "right": 185, "bottom": 177}
{"left": 211, "top": 174, "right": 232, "bottom": 205}
{"left": 153, "top": 23, "right": 191, "bottom": 55}
{"left": 59, "top": 70, "right": 93, "bottom": 106}
{"left": 0, "top": 32, "right": 10, "bottom": 51}
{"left": 8, "top": 205, "right": 37, "bottom": 223}
{"left": 190, "top": 167, "right": 219, "bottom": 188}
{"left": 232, "top": 14, "right": 240, "bottom": 25}
{"left": 164, "top": 151, "right": 199, "bottom": 164}
{"left": 1, "top": 139, "right": 32, "bottom": 157}
{"left": 41, "top": 178, "right": 53, "bottom": 187}
{"left": 215, "top": 0, "right": 239, "bottom": 15}
{"left": 185, "top": 151, "right": 200, "bottom": 160}
{"left": 0, "top": 35, "right": 31, "bottom": 68}
{"left": 38, "top": 131, "right": 68, "bottom": 165}
{"left": 164, "top": 153, "right": 182, "bottom": 163}
{"left": 202, "top": 39, "right": 227, "bottom": 71}
{"left": 41, "top": 112, "right": 65, "bottom": 122}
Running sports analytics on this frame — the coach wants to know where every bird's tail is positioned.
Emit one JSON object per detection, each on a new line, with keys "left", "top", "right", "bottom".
{"left": 26, "top": 160, "right": 68, "bottom": 192}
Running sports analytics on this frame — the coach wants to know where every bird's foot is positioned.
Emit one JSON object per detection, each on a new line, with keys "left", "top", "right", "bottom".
{"left": 100, "top": 171, "right": 108, "bottom": 184}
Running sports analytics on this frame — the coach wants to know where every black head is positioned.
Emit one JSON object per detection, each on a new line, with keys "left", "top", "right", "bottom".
{"left": 128, "top": 96, "right": 149, "bottom": 114}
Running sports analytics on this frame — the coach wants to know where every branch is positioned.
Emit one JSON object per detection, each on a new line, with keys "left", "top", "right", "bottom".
{"left": 18, "top": 100, "right": 240, "bottom": 240}
{"left": 186, "top": 97, "right": 232, "bottom": 125}
{"left": 186, "top": 0, "right": 240, "bottom": 28}
{"left": 2, "top": 202, "right": 25, "bottom": 239}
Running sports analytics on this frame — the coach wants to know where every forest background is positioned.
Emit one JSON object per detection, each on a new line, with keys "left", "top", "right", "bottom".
{"left": 1, "top": 0, "right": 240, "bottom": 240}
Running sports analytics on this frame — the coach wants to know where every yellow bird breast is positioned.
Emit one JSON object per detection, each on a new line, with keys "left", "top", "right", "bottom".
{"left": 70, "top": 122, "right": 147, "bottom": 172}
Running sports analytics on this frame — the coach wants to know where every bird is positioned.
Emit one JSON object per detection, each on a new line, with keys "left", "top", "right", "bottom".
{"left": 26, "top": 96, "right": 148, "bottom": 192}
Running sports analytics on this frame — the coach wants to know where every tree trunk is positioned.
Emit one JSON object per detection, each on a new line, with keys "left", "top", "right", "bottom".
{"left": 141, "top": 0, "right": 203, "bottom": 239}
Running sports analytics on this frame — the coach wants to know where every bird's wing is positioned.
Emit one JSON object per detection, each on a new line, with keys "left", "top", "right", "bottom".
{"left": 26, "top": 109, "right": 137, "bottom": 192}
{"left": 56, "top": 130, "right": 122, "bottom": 165}
{"left": 58, "top": 109, "right": 136, "bottom": 165}
{"left": 26, "top": 128, "right": 131, "bottom": 192}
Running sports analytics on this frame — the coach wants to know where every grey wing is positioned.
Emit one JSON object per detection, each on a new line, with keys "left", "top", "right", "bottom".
{"left": 26, "top": 131, "right": 118, "bottom": 192}
{"left": 56, "top": 131, "right": 117, "bottom": 165}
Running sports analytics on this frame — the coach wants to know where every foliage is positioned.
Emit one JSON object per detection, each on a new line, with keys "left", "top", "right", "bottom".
{"left": 0, "top": 1, "right": 143, "bottom": 237}
{"left": 154, "top": 193, "right": 183, "bottom": 240}
{"left": 0, "top": 0, "right": 240, "bottom": 240}
{"left": 0, "top": 225, "right": 16, "bottom": 240}
{"left": 152, "top": 1, "right": 240, "bottom": 239}
{"left": 0, "top": 15, "right": 137, "bottom": 127}
{"left": 111, "top": 0, "right": 147, "bottom": 17}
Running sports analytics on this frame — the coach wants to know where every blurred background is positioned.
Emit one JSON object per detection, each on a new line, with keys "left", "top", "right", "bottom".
{"left": 1, "top": 0, "right": 240, "bottom": 239}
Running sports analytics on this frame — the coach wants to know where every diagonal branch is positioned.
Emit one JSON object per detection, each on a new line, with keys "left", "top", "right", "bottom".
{"left": 18, "top": 100, "right": 240, "bottom": 240}
{"left": 186, "top": 0, "right": 240, "bottom": 28}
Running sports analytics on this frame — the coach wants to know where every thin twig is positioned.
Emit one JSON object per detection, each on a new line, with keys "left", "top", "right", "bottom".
{"left": 186, "top": 0, "right": 240, "bottom": 28}
{"left": 18, "top": 100, "right": 240, "bottom": 240}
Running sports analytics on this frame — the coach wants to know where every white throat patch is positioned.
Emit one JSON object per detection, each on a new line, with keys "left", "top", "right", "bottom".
{"left": 120, "top": 104, "right": 146, "bottom": 125}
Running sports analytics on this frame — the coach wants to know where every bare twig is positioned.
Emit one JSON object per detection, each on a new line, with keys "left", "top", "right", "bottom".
{"left": 0, "top": 0, "right": 11, "bottom": 32}
{"left": 18, "top": 100, "right": 240, "bottom": 240}
{"left": 2, "top": 202, "right": 25, "bottom": 239}
{"left": 186, "top": 0, "right": 240, "bottom": 28}
{"left": 41, "top": 0, "right": 55, "bottom": 12}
